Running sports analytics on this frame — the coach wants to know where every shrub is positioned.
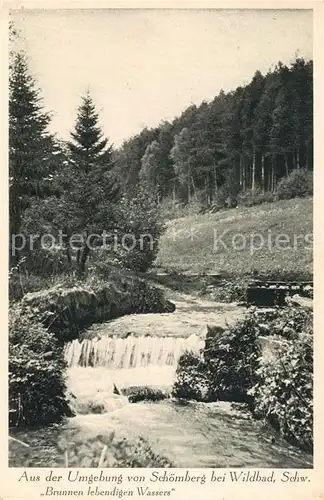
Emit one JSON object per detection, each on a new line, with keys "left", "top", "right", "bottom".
{"left": 9, "top": 310, "right": 71, "bottom": 427}
{"left": 172, "top": 350, "right": 210, "bottom": 401}
{"left": 250, "top": 305, "right": 313, "bottom": 340}
{"left": 121, "top": 386, "right": 169, "bottom": 403}
{"left": 116, "top": 185, "right": 165, "bottom": 273}
{"left": 275, "top": 169, "right": 313, "bottom": 200}
{"left": 173, "top": 319, "right": 260, "bottom": 404}
{"left": 210, "top": 187, "right": 228, "bottom": 211}
{"left": 203, "top": 320, "right": 260, "bottom": 403}
{"left": 238, "top": 187, "right": 274, "bottom": 207}
{"left": 211, "top": 278, "right": 249, "bottom": 303}
{"left": 250, "top": 332, "right": 313, "bottom": 452}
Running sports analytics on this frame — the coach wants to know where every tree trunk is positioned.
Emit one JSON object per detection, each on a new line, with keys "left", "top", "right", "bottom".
{"left": 205, "top": 176, "right": 209, "bottom": 208}
{"left": 271, "top": 156, "right": 277, "bottom": 191}
{"left": 261, "top": 153, "right": 265, "bottom": 194}
{"left": 252, "top": 148, "right": 256, "bottom": 193}
{"left": 172, "top": 182, "right": 176, "bottom": 210}
{"left": 213, "top": 165, "right": 218, "bottom": 197}
{"left": 9, "top": 182, "right": 22, "bottom": 267}
{"left": 187, "top": 170, "right": 191, "bottom": 206}
{"left": 305, "top": 143, "right": 309, "bottom": 170}
{"left": 239, "top": 155, "right": 243, "bottom": 189}
{"left": 284, "top": 153, "right": 289, "bottom": 177}
{"left": 296, "top": 148, "right": 300, "bottom": 170}
{"left": 242, "top": 156, "right": 246, "bottom": 192}
{"left": 66, "top": 247, "right": 72, "bottom": 265}
{"left": 79, "top": 245, "right": 90, "bottom": 273}
{"left": 191, "top": 175, "right": 197, "bottom": 201}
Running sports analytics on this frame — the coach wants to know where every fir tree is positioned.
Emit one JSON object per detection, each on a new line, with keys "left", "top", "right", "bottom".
{"left": 9, "top": 52, "right": 57, "bottom": 262}
{"left": 65, "top": 92, "right": 119, "bottom": 271}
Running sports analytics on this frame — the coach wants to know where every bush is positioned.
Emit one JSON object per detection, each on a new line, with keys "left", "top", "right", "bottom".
{"left": 208, "top": 187, "right": 229, "bottom": 212}
{"left": 116, "top": 185, "right": 165, "bottom": 273}
{"left": 121, "top": 386, "right": 169, "bottom": 403}
{"left": 238, "top": 187, "right": 274, "bottom": 207}
{"left": 250, "top": 332, "right": 313, "bottom": 452}
{"left": 9, "top": 310, "right": 71, "bottom": 427}
{"left": 173, "top": 319, "right": 260, "bottom": 404}
{"left": 203, "top": 320, "right": 260, "bottom": 403}
{"left": 250, "top": 305, "right": 313, "bottom": 340}
{"left": 211, "top": 278, "right": 249, "bottom": 303}
{"left": 172, "top": 350, "right": 210, "bottom": 401}
{"left": 275, "top": 169, "right": 313, "bottom": 200}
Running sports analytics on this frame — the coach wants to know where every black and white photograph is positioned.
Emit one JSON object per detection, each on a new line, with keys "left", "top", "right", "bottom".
{"left": 7, "top": 6, "right": 315, "bottom": 474}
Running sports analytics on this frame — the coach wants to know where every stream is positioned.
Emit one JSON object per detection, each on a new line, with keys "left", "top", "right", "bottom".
{"left": 9, "top": 293, "right": 312, "bottom": 468}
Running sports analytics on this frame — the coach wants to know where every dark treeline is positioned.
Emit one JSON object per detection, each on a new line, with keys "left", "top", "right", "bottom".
{"left": 114, "top": 58, "right": 313, "bottom": 207}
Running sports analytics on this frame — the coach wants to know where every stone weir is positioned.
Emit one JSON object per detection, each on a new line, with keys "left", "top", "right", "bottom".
{"left": 65, "top": 333, "right": 204, "bottom": 369}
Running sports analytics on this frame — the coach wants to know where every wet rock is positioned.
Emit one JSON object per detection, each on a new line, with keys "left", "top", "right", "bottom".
{"left": 121, "top": 386, "right": 170, "bottom": 403}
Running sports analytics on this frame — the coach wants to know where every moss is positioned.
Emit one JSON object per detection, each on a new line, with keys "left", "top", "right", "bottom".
{"left": 18, "top": 273, "right": 172, "bottom": 342}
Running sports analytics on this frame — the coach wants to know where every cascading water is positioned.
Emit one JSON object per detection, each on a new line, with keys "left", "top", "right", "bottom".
{"left": 65, "top": 334, "right": 205, "bottom": 415}
{"left": 65, "top": 334, "right": 204, "bottom": 369}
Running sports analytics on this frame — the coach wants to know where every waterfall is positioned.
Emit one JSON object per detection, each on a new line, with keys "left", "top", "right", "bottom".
{"left": 65, "top": 334, "right": 204, "bottom": 369}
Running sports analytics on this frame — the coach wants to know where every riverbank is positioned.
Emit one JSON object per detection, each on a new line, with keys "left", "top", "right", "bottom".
{"left": 9, "top": 398, "right": 312, "bottom": 468}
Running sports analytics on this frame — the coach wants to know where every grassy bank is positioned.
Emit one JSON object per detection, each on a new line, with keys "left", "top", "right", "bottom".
{"left": 14, "top": 270, "right": 172, "bottom": 343}
{"left": 156, "top": 197, "right": 312, "bottom": 278}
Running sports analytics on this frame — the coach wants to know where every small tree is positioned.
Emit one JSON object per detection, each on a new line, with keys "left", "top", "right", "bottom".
{"left": 63, "top": 92, "right": 120, "bottom": 272}
{"left": 115, "top": 183, "right": 165, "bottom": 272}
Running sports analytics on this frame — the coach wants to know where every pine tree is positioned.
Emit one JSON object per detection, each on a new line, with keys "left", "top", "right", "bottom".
{"left": 253, "top": 71, "right": 279, "bottom": 192}
{"left": 269, "top": 63, "right": 297, "bottom": 181}
{"left": 241, "top": 71, "right": 264, "bottom": 192}
{"left": 65, "top": 92, "right": 119, "bottom": 271}
{"left": 9, "top": 51, "right": 57, "bottom": 263}
{"left": 223, "top": 87, "right": 245, "bottom": 191}
{"left": 171, "top": 127, "right": 197, "bottom": 205}
{"left": 140, "top": 140, "right": 163, "bottom": 201}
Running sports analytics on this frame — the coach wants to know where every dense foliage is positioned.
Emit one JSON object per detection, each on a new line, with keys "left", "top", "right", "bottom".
{"left": 9, "top": 311, "right": 71, "bottom": 427}
{"left": 275, "top": 168, "right": 313, "bottom": 200}
{"left": 9, "top": 52, "right": 63, "bottom": 265}
{"left": 203, "top": 321, "right": 260, "bottom": 403}
{"left": 250, "top": 332, "right": 313, "bottom": 452}
{"left": 113, "top": 185, "right": 165, "bottom": 272}
{"left": 173, "top": 320, "right": 259, "bottom": 403}
{"left": 172, "top": 305, "right": 313, "bottom": 451}
{"left": 121, "top": 386, "right": 169, "bottom": 403}
{"left": 172, "top": 350, "right": 210, "bottom": 401}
